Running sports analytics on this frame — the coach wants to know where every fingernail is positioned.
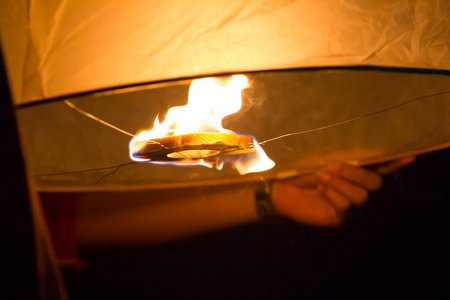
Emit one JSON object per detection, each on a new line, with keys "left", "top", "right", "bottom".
{"left": 402, "top": 156, "right": 417, "bottom": 165}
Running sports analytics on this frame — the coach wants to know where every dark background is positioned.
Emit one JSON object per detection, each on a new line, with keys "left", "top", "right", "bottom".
{"left": 64, "top": 147, "right": 450, "bottom": 299}
{"left": 0, "top": 51, "right": 39, "bottom": 299}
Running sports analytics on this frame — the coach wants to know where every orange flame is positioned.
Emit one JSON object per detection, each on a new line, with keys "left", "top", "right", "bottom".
{"left": 129, "top": 75, "right": 275, "bottom": 174}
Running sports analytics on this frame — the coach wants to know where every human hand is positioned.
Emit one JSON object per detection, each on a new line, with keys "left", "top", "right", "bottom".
{"left": 367, "top": 156, "right": 416, "bottom": 175}
{"left": 271, "top": 156, "right": 416, "bottom": 227}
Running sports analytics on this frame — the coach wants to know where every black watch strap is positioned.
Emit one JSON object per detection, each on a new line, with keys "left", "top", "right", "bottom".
{"left": 254, "top": 178, "right": 274, "bottom": 220}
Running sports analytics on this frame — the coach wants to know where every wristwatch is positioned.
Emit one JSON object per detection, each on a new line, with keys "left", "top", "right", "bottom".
{"left": 254, "top": 177, "right": 274, "bottom": 220}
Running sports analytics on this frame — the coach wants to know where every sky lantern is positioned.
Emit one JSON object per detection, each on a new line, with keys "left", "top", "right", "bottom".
{"left": 0, "top": 0, "right": 449, "bottom": 189}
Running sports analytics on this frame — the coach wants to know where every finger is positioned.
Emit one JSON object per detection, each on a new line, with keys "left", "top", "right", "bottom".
{"left": 318, "top": 183, "right": 351, "bottom": 213}
{"left": 286, "top": 174, "right": 320, "bottom": 189}
{"left": 320, "top": 172, "right": 369, "bottom": 206}
{"left": 373, "top": 156, "right": 416, "bottom": 175}
{"left": 329, "top": 163, "right": 382, "bottom": 191}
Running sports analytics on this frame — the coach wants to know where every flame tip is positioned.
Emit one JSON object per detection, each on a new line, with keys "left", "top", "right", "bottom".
{"left": 130, "top": 74, "right": 274, "bottom": 174}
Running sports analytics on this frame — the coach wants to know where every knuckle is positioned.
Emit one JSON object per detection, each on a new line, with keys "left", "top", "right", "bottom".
{"left": 326, "top": 175, "right": 340, "bottom": 189}
{"left": 339, "top": 164, "right": 352, "bottom": 177}
{"left": 323, "top": 187, "right": 350, "bottom": 210}
{"left": 340, "top": 164, "right": 362, "bottom": 180}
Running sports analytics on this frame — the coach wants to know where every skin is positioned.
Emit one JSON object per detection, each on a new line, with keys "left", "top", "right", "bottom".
{"left": 272, "top": 156, "right": 416, "bottom": 227}
{"left": 76, "top": 157, "right": 416, "bottom": 247}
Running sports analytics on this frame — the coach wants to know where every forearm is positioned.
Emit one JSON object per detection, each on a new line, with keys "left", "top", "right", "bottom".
{"left": 76, "top": 160, "right": 409, "bottom": 247}
{"left": 76, "top": 183, "right": 258, "bottom": 247}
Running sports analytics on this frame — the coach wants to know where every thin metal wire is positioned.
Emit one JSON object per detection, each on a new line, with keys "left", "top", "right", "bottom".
{"left": 35, "top": 162, "right": 138, "bottom": 177}
{"left": 36, "top": 89, "right": 450, "bottom": 179}
{"left": 255, "top": 90, "right": 450, "bottom": 146}
{"left": 94, "top": 164, "right": 125, "bottom": 185}
{"left": 64, "top": 100, "right": 136, "bottom": 137}
{"left": 64, "top": 99, "right": 177, "bottom": 153}
{"left": 65, "top": 90, "right": 450, "bottom": 150}
{"left": 256, "top": 117, "right": 360, "bottom": 146}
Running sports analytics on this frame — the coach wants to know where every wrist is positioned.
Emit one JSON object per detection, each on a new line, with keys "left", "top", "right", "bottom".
{"left": 254, "top": 178, "right": 275, "bottom": 221}
{"left": 270, "top": 180, "right": 291, "bottom": 218}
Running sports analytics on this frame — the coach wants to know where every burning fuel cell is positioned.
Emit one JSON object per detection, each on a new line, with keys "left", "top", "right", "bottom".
{"left": 129, "top": 75, "right": 275, "bottom": 174}
{"left": 132, "top": 132, "right": 254, "bottom": 160}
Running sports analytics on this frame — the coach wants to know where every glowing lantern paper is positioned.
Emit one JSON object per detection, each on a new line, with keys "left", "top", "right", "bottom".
{"left": 1, "top": 0, "right": 449, "bottom": 188}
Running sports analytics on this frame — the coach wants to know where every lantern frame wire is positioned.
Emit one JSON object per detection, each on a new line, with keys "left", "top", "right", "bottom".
{"left": 32, "top": 88, "right": 450, "bottom": 185}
